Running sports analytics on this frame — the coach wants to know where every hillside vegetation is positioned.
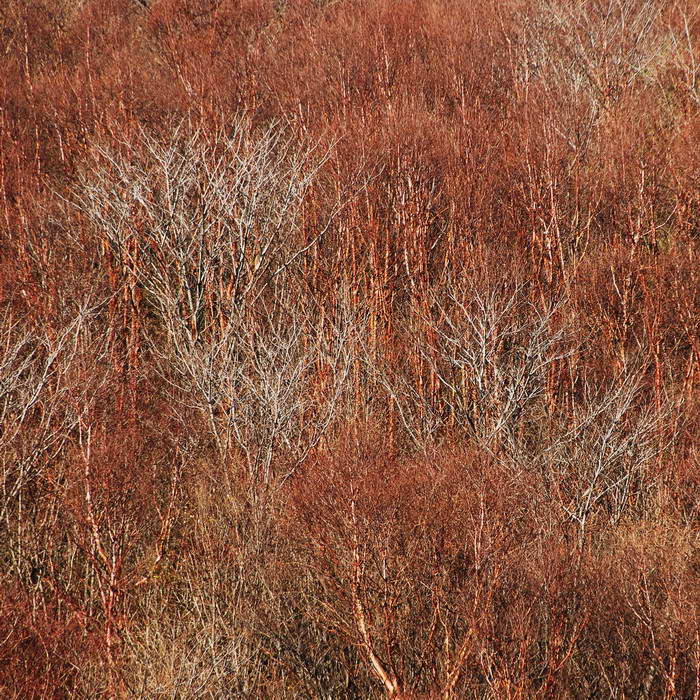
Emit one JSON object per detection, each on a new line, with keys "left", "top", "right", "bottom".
{"left": 2, "top": 0, "right": 700, "bottom": 696}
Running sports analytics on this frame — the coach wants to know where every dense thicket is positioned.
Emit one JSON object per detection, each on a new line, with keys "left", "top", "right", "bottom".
{"left": 2, "top": 1, "right": 700, "bottom": 697}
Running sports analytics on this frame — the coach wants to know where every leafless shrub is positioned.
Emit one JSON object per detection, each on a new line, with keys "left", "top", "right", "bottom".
{"left": 541, "top": 359, "right": 679, "bottom": 541}
{"left": 71, "top": 116, "right": 334, "bottom": 343}
{"left": 375, "top": 277, "right": 679, "bottom": 536}
{"left": 427, "top": 279, "right": 570, "bottom": 451}
{"left": 521, "top": 0, "right": 669, "bottom": 98}
{"left": 374, "top": 278, "right": 570, "bottom": 454}
{"left": 0, "top": 301, "right": 110, "bottom": 574}
{"left": 120, "top": 454, "right": 343, "bottom": 698}
{"left": 664, "top": 2, "right": 700, "bottom": 105}
{"left": 286, "top": 438, "right": 551, "bottom": 699}
{"left": 69, "top": 117, "right": 355, "bottom": 488}
{"left": 153, "top": 296, "right": 358, "bottom": 486}
{"left": 517, "top": 0, "right": 671, "bottom": 152}
{"left": 118, "top": 476, "right": 264, "bottom": 697}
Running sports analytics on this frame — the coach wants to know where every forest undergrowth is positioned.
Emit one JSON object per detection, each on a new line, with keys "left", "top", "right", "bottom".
{"left": 2, "top": 0, "right": 700, "bottom": 696}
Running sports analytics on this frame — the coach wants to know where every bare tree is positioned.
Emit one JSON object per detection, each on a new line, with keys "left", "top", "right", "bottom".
{"left": 517, "top": 0, "right": 671, "bottom": 153}
{"left": 71, "top": 116, "right": 336, "bottom": 345}
{"left": 69, "top": 117, "right": 356, "bottom": 485}
{"left": 155, "top": 295, "right": 358, "bottom": 486}
{"left": 373, "top": 277, "right": 679, "bottom": 537}
{"left": 374, "top": 278, "right": 570, "bottom": 454}
{"left": 541, "top": 359, "right": 678, "bottom": 543}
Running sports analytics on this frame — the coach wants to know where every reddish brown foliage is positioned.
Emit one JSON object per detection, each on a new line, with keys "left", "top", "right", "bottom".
{"left": 2, "top": 0, "right": 700, "bottom": 696}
